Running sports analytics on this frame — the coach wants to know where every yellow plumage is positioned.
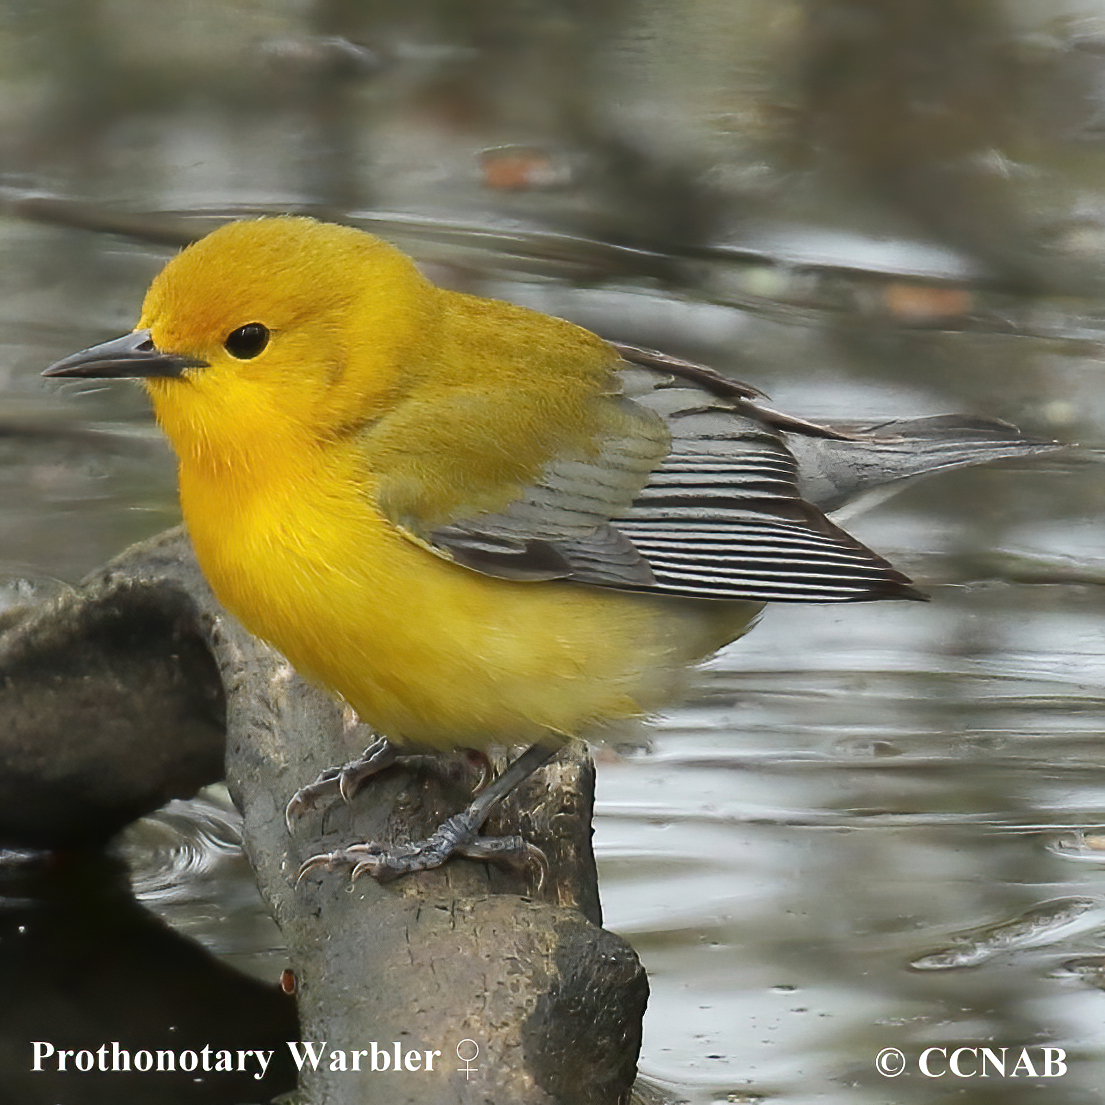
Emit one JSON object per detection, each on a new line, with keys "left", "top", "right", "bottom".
{"left": 47, "top": 216, "right": 1052, "bottom": 879}
{"left": 135, "top": 217, "right": 755, "bottom": 748}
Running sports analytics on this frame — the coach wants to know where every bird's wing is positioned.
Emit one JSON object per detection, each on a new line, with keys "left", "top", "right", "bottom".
{"left": 391, "top": 345, "right": 922, "bottom": 603}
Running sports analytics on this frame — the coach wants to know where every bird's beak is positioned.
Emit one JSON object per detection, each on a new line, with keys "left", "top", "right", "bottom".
{"left": 42, "top": 329, "right": 208, "bottom": 379}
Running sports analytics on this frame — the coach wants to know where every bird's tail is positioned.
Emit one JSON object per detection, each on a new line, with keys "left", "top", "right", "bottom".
{"left": 785, "top": 414, "right": 1065, "bottom": 517}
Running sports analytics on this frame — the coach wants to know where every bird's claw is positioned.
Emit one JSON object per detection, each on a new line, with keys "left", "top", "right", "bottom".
{"left": 463, "top": 748, "right": 494, "bottom": 794}
{"left": 283, "top": 769, "right": 341, "bottom": 832}
{"left": 284, "top": 736, "right": 397, "bottom": 832}
{"left": 295, "top": 812, "right": 547, "bottom": 890}
{"left": 294, "top": 842, "right": 394, "bottom": 886}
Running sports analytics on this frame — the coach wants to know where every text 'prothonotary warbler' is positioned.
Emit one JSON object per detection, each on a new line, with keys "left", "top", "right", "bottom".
{"left": 45, "top": 217, "right": 1059, "bottom": 885}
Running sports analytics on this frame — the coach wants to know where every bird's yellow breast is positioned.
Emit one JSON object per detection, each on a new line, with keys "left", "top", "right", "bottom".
{"left": 178, "top": 441, "right": 755, "bottom": 749}
{"left": 129, "top": 217, "right": 759, "bottom": 749}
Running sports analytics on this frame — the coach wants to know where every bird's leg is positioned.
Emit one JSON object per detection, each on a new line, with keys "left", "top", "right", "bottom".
{"left": 295, "top": 739, "right": 560, "bottom": 887}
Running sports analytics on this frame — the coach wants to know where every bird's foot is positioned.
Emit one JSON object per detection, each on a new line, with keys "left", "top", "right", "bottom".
{"left": 284, "top": 735, "right": 398, "bottom": 831}
{"left": 291, "top": 739, "right": 560, "bottom": 889}
{"left": 284, "top": 739, "right": 493, "bottom": 833}
{"left": 295, "top": 810, "right": 547, "bottom": 888}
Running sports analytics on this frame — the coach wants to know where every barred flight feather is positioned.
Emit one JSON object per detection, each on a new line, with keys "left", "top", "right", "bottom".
{"left": 419, "top": 349, "right": 943, "bottom": 603}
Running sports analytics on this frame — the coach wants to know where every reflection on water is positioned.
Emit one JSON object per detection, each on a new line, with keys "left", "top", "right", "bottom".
{"left": 117, "top": 788, "right": 286, "bottom": 984}
{"left": 595, "top": 589, "right": 1105, "bottom": 1104}
{"left": 910, "top": 898, "right": 1103, "bottom": 971}
{"left": 0, "top": 845, "right": 299, "bottom": 1105}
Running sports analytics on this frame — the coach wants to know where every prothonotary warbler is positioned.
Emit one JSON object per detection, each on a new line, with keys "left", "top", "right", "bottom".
{"left": 44, "top": 216, "right": 1060, "bottom": 883}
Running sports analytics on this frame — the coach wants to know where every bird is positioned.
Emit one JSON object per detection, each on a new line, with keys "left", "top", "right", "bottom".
{"left": 43, "top": 216, "right": 1060, "bottom": 885}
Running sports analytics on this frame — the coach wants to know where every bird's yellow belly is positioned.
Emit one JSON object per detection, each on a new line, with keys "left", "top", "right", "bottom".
{"left": 181, "top": 465, "right": 758, "bottom": 749}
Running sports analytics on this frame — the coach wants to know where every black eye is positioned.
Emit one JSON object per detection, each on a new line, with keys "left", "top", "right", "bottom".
{"left": 224, "top": 323, "right": 270, "bottom": 359}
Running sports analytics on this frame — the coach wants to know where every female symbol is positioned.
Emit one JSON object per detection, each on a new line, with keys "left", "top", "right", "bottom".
{"left": 456, "top": 1039, "right": 480, "bottom": 1079}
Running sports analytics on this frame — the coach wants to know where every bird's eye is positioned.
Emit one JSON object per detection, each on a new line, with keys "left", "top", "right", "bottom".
{"left": 224, "top": 323, "right": 270, "bottom": 359}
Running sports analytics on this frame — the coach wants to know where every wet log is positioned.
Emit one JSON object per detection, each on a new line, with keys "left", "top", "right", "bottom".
{"left": 0, "top": 528, "right": 648, "bottom": 1105}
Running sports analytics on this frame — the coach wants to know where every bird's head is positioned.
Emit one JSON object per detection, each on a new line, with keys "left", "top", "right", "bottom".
{"left": 44, "top": 217, "right": 440, "bottom": 467}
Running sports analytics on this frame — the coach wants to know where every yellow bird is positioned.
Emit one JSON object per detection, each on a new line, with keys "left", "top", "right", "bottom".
{"left": 44, "top": 217, "right": 1056, "bottom": 882}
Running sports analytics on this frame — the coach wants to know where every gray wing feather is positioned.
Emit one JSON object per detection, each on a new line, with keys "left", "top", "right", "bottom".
{"left": 423, "top": 348, "right": 937, "bottom": 603}
{"left": 613, "top": 385, "right": 918, "bottom": 602}
{"left": 429, "top": 395, "right": 665, "bottom": 586}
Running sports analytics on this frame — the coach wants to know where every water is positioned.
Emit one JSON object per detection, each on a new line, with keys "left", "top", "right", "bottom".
{"left": 5, "top": 2, "right": 1105, "bottom": 1102}
{"left": 601, "top": 591, "right": 1105, "bottom": 1104}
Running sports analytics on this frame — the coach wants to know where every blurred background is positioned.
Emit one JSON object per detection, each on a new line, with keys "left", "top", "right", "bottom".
{"left": 3, "top": 2, "right": 1105, "bottom": 1103}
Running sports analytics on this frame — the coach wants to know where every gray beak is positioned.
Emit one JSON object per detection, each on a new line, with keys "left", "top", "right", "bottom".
{"left": 42, "top": 329, "right": 207, "bottom": 379}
